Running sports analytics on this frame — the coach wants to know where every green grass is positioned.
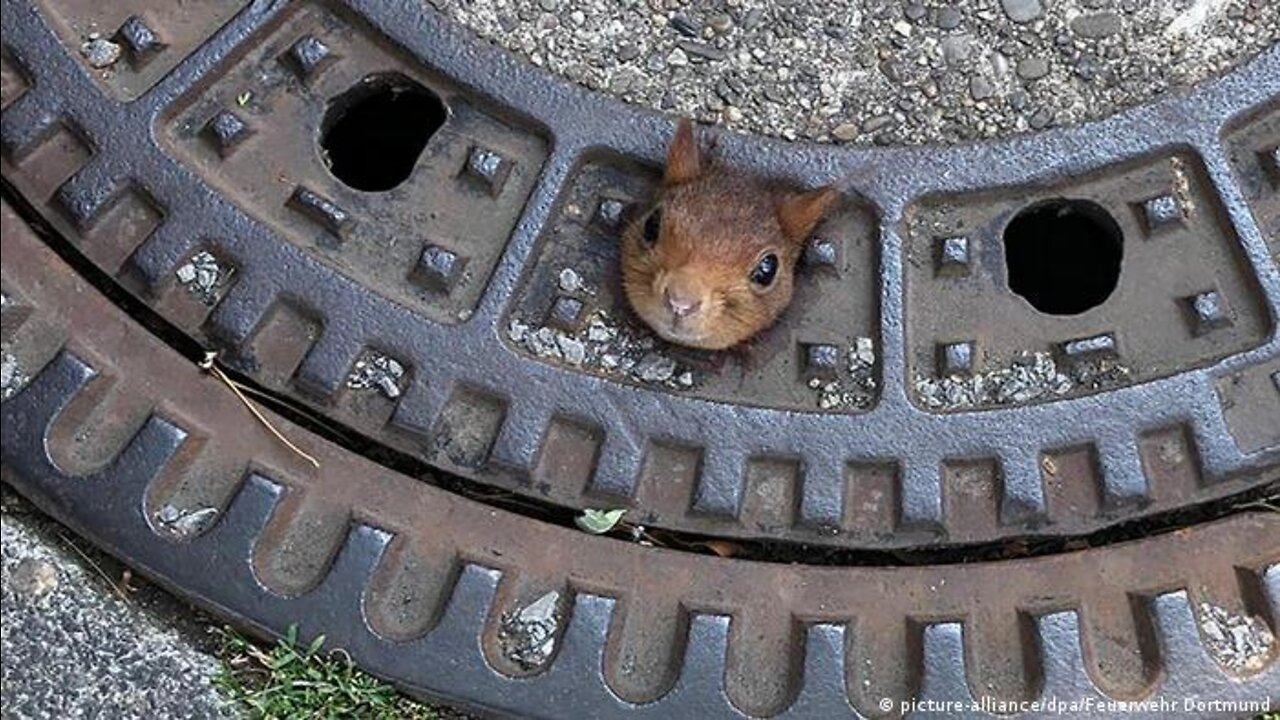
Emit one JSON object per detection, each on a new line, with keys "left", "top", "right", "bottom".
{"left": 214, "top": 625, "right": 437, "bottom": 720}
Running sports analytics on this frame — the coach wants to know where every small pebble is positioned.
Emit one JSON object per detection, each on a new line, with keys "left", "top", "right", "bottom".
{"left": 1029, "top": 107, "right": 1055, "bottom": 128}
{"left": 832, "top": 123, "right": 860, "bottom": 141}
{"left": 936, "top": 6, "right": 963, "bottom": 30}
{"left": 941, "top": 35, "right": 972, "bottom": 64}
{"left": 1000, "top": 0, "right": 1043, "bottom": 23}
{"left": 969, "top": 76, "right": 995, "bottom": 100}
{"left": 1071, "top": 12, "right": 1123, "bottom": 38}
{"left": 1016, "top": 56, "right": 1050, "bottom": 80}
{"left": 677, "top": 39, "right": 727, "bottom": 62}
{"left": 557, "top": 335, "right": 587, "bottom": 365}
{"left": 862, "top": 114, "right": 895, "bottom": 133}
{"left": 10, "top": 558, "right": 58, "bottom": 598}
{"left": 80, "top": 38, "right": 122, "bottom": 68}
{"left": 558, "top": 267, "right": 583, "bottom": 293}
{"left": 669, "top": 14, "right": 698, "bottom": 37}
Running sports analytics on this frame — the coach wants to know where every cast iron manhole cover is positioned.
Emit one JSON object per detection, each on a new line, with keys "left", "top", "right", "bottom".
{"left": 1, "top": 1, "right": 1278, "bottom": 717}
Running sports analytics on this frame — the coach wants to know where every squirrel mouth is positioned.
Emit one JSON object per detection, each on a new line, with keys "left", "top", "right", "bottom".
{"left": 655, "top": 315, "right": 696, "bottom": 338}
{"left": 660, "top": 318, "right": 703, "bottom": 344}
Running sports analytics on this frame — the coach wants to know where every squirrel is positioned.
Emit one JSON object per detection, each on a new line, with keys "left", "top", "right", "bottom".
{"left": 621, "top": 118, "right": 840, "bottom": 351}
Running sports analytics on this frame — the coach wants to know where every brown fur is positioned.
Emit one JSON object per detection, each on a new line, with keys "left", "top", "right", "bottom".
{"left": 622, "top": 119, "right": 839, "bottom": 350}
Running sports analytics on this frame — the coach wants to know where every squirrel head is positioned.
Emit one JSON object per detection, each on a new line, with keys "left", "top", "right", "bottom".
{"left": 622, "top": 119, "right": 839, "bottom": 350}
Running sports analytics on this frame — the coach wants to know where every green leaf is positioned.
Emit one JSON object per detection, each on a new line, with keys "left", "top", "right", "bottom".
{"left": 307, "top": 634, "right": 326, "bottom": 656}
{"left": 575, "top": 508, "right": 627, "bottom": 534}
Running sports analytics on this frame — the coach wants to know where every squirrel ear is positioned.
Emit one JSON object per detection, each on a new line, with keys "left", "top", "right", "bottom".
{"left": 665, "top": 118, "right": 701, "bottom": 185}
{"left": 778, "top": 186, "right": 839, "bottom": 242}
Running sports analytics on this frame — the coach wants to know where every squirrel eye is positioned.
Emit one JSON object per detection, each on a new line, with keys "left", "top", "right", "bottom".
{"left": 642, "top": 208, "right": 662, "bottom": 248}
{"left": 750, "top": 253, "right": 779, "bottom": 288}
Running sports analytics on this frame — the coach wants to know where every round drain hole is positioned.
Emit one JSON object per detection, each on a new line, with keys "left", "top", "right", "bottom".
{"left": 321, "top": 74, "right": 446, "bottom": 192}
{"left": 1003, "top": 198, "right": 1123, "bottom": 315}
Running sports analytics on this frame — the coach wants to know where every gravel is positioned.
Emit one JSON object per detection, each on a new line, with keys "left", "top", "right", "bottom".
{"left": 1, "top": 294, "right": 30, "bottom": 401}
{"left": 1, "top": 488, "right": 482, "bottom": 719}
{"left": 1197, "top": 601, "right": 1276, "bottom": 674}
{"left": 509, "top": 267, "right": 699, "bottom": 390}
{"left": 175, "top": 251, "right": 232, "bottom": 306}
{"left": 808, "top": 337, "right": 878, "bottom": 410}
{"left": 1, "top": 349, "right": 28, "bottom": 401}
{"left": 438, "top": 0, "right": 1278, "bottom": 145}
{"left": 913, "top": 350, "right": 1132, "bottom": 410}
{"left": 497, "top": 590, "right": 562, "bottom": 670}
{"left": 347, "top": 352, "right": 408, "bottom": 399}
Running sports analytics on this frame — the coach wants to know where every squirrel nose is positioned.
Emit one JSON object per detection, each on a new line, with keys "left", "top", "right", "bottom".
{"left": 664, "top": 287, "right": 702, "bottom": 318}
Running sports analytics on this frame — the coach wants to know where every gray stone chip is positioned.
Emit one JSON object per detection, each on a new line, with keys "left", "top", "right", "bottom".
{"left": 347, "top": 353, "right": 407, "bottom": 399}
{"left": 498, "top": 590, "right": 561, "bottom": 670}
{"left": 1198, "top": 601, "right": 1275, "bottom": 674}
{"left": 80, "top": 36, "right": 122, "bottom": 68}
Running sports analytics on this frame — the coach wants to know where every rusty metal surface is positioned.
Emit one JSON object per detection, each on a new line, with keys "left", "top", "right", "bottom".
{"left": 1, "top": 0, "right": 1278, "bottom": 552}
{"left": 32, "top": 0, "right": 249, "bottom": 101}
{"left": 3, "top": 200, "right": 1279, "bottom": 718}
{"left": 1225, "top": 104, "right": 1280, "bottom": 261}
{"left": 905, "top": 151, "right": 1271, "bottom": 409}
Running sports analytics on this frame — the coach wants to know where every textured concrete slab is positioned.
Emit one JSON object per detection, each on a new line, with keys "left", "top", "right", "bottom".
{"left": 442, "top": 0, "right": 1278, "bottom": 143}
{"left": 1, "top": 483, "right": 234, "bottom": 720}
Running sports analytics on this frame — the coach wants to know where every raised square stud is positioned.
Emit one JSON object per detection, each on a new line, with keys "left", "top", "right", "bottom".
{"left": 461, "top": 145, "right": 512, "bottom": 197}
{"left": 116, "top": 15, "right": 166, "bottom": 66}
{"left": 1139, "top": 194, "right": 1185, "bottom": 234}
{"left": 203, "top": 110, "right": 251, "bottom": 157}
{"left": 1182, "top": 290, "right": 1232, "bottom": 336}
{"left": 937, "top": 341, "right": 975, "bottom": 376}
{"left": 413, "top": 244, "right": 466, "bottom": 292}
{"left": 593, "top": 197, "right": 627, "bottom": 228}
{"left": 547, "top": 295, "right": 586, "bottom": 330}
{"left": 282, "top": 35, "right": 336, "bottom": 82}
{"left": 804, "top": 237, "right": 840, "bottom": 269}
{"left": 935, "top": 236, "right": 970, "bottom": 276}
{"left": 802, "top": 343, "right": 841, "bottom": 379}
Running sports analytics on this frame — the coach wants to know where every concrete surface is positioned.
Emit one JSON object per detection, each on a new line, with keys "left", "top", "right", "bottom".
{"left": 0, "top": 482, "right": 480, "bottom": 720}
{"left": 0, "top": 483, "right": 233, "bottom": 720}
{"left": 441, "top": 0, "right": 1278, "bottom": 144}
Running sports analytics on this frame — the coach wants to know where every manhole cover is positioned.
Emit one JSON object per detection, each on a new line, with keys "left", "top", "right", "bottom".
{"left": 1, "top": 1, "right": 1278, "bottom": 717}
